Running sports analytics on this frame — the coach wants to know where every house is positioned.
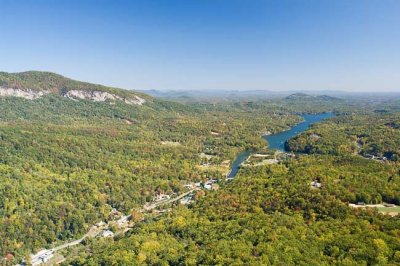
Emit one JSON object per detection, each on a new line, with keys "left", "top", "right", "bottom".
{"left": 204, "top": 183, "right": 212, "bottom": 190}
{"left": 310, "top": 180, "right": 322, "bottom": 189}
{"left": 102, "top": 230, "right": 114, "bottom": 237}
{"left": 31, "top": 249, "right": 54, "bottom": 266}
{"left": 180, "top": 196, "right": 192, "bottom": 205}
{"left": 204, "top": 180, "right": 212, "bottom": 190}
{"left": 262, "top": 130, "right": 272, "bottom": 136}
{"left": 154, "top": 194, "right": 171, "bottom": 202}
{"left": 117, "top": 215, "right": 129, "bottom": 226}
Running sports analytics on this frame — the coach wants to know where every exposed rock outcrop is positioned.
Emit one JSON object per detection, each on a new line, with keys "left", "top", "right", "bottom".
{"left": 0, "top": 87, "right": 146, "bottom": 105}
{"left": 63, "top": 90, "right": 146, "bottom": 105}
{"left": 0, "top": 87, "right": 50, "bottom": 100}
{"left": 0, "top": 71, "right": 149, "bottom": 105}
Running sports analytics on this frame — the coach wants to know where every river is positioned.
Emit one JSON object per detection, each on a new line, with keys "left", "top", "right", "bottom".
{"left": 227, "top": 113, "right": 334, "bottom": 179}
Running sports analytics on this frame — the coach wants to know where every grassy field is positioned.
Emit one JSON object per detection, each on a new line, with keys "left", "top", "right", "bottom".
{"left": 376, "top": 206, "right": 400, "bottom": 213}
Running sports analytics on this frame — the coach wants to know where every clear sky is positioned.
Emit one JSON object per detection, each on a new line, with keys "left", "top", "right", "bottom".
{"left": 0, "top": 0, "right": 399, "bottom": 92}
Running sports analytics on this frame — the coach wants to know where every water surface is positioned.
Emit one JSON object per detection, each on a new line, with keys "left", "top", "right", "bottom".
{"left": 264, "top": 113, "right": 335, "bottom": 151}
{"left": 227, "top": 113, "right": 334, "bottom": 179}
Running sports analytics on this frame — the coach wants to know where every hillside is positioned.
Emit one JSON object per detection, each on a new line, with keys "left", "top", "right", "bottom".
{"left": 0, "top": 72, "right": 307, "bottom": 261}
{"left": 0, "top": 71, "right": 149, "bottom": 105}
{"left": 0, "top": 72, "right": 399, "bottom": 265}
{"left": 284, "top": 93, "right": 341, "bottom": 102}
{"left": 69, "top": 155, "right": 400, "bottom": 265}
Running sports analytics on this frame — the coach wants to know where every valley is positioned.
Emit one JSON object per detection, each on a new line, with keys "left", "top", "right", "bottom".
{"left": 2, "top": 1, "right": 400, "bottom": 265}
{"left": 0, "top": 72, "right": 399, "bottom": 265}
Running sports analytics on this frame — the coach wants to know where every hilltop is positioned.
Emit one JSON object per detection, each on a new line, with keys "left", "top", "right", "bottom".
{"left": 284, "top": 93, "right": 341, "bottom": 101}
{"left": 0, "top": 71, "right": 149, "bottom": 105}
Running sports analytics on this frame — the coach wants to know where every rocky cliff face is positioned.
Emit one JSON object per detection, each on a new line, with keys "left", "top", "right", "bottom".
{"left": 63, "top": 90, "right": 146, "bottom": 105}
{"left": 0, "top": 71, "right": 149, "bottom": 105}
{"left": 0, "top": 87, "right": 50, "bottom": 100}
{"left": 0, "top": 87, "right": 146, "bottom": 105}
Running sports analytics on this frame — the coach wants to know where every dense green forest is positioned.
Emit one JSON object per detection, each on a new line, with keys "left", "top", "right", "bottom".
{"left": 0, "top": 72, "right": 399, "bottom": 265}
{"left": 0, "top": 93, "right": 301, "bottom": 260}
{"left": 286, "top": 112, "right": 400, "bottom": 161}
{"left": 68, "top": 155, "right": 400, "bottom": 265}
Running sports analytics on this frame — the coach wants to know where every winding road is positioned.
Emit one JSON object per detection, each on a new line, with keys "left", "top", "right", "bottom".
{"left": 24, "top": 189, "right": 198, "bottom": 265}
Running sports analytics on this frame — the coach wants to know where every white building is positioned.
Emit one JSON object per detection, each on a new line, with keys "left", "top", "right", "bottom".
{"left": 311, "top": 180, "right": 322, "bottom": 188}
{"left": 154, "top": 194, "right": 171, "bottom": 202}
{"left": 180, "top": 196, "right": 193, "bottom": 205}
{"left": 102, "top": 230, "right": 114, "bottom": 238}
{"left": 31, "top": 249, "right": 54, "bottom": 266}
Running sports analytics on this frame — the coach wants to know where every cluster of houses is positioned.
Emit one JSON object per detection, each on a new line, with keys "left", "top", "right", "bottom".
{"left": 94, "top": 221, "right": 115, "bottom": 238}
{"left": 13, "top": 179, "right": 223, "bottom": 265}
{"left": 183, "top": 179, "right": 219, "bottom": 191}
{"left": 180, "top": 179, "right": 219, "bottom": 205}
{"left": 94, "top": 210, "right": 131, "bottom": 240}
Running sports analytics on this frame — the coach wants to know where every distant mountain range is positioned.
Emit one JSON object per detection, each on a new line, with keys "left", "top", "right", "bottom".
{"left": 140, "top": 89, "right": 346, "bottom": 102}
{"left": 284, "top": 93, "right": 342, "bottom": 101}
{"left": 2, "top": 71, "right": 397, "bottom": 106}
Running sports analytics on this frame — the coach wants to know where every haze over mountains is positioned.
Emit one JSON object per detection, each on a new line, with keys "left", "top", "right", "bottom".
{"left": 0, "top": 71, "right": 348, "bottom": 105}
{"left": 141, "top": 89, "right": 400, "bottom": 102}
{"left": 1, "top": 71, "right": 397, "bottom": 106}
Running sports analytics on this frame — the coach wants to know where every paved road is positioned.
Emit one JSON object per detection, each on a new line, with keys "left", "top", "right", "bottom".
{"left": 144, "top": 189, "right": 196, "bottom": 211}
{"left": 28, "top": 189, "right": 198, "bottom": 264}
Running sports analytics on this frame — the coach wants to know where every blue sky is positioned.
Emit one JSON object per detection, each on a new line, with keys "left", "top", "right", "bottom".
{"left": 0, "top": 0, "right": 399, "bottom": 91}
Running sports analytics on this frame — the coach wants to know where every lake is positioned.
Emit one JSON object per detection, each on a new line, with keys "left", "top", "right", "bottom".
{"left": 227, "top": 113, "right": 334, "bottom": 179}
{"left": 263, "top": 113, "right": 335, "bottom": 151}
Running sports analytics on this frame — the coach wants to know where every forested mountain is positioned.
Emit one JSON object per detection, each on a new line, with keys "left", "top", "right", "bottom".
{"left": 0, "top": 71, "right": 149, "bottom": 105}
{"left": 0, "top": 72, "right": 399, "bottom": 265}
{"left": 0, "top": 73, "right": 303, "bottom": 261}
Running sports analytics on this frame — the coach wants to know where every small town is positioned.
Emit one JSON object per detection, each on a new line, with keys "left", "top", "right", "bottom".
{"left": 15, "top": 178, "right": 222, "bottom": 265}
